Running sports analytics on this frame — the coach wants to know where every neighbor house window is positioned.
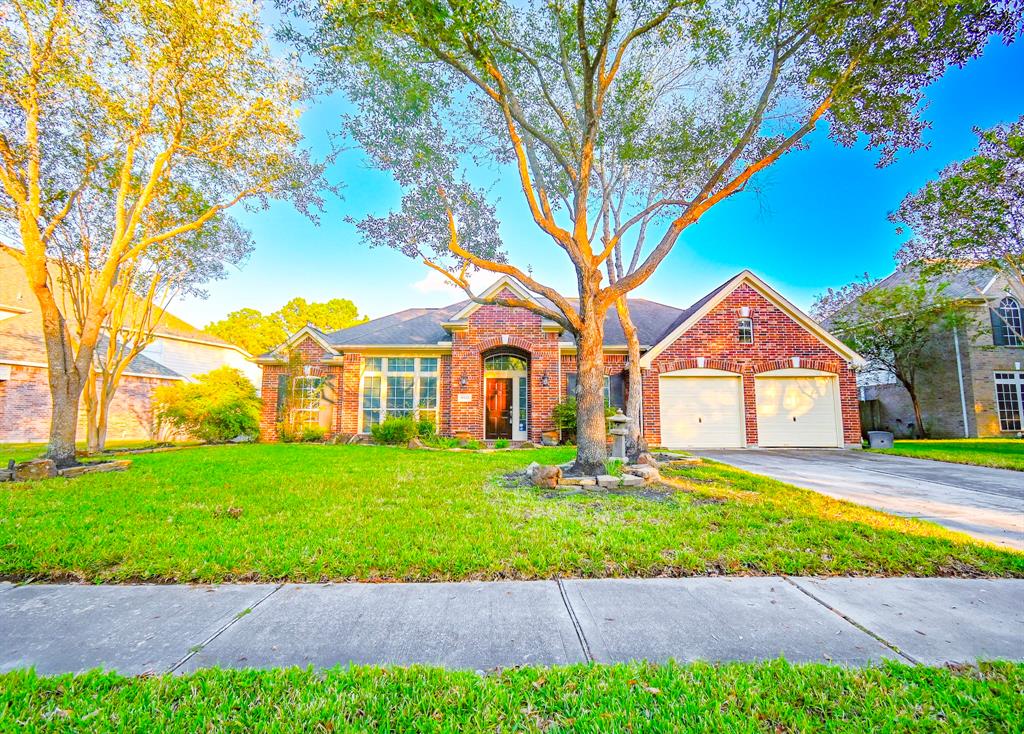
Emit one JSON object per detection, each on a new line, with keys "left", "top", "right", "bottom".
{"left": 738, "top": 317, "right": 754, "bottom": 344}
{"left": 992, "top": 297, "right": 1023, "bottom": 347}
{"left": 360, "top": 357, "right": 440, "bottom": 431}
{"left": 994, "top": 372, "right": 1024, "bottom": 431}
{"left": 292, "top": 376, "right": 321, "bottom": 429}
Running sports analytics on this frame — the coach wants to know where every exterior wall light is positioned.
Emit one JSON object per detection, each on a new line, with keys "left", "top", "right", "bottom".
{"left": 540, "top": 373, "right": 550, "bottom": 387}
{"left": 460, "top": 373, "right": 469, "bottom": 388}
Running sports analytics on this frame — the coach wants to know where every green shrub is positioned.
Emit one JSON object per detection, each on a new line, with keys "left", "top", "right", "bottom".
{"left": 463, "top": 440, "right": 482, "bottom": 450}
{"left": 494, "top": 439, "right": 509, "bottom": 449}
{"left": 277, "top": 423, "right": 297, "bottom": 443}
{"left": 425, "top": 436, "right": 460, "bottom": 449}
{"left": 155, "top": 367, "right": 260, "bottom": 443}
{"left": 301, "top": 425, "right": 327, "bottom": 443}
{"left": 605, "top": 459, "right": 624, "bottom": 476}
{"left": 416, "top": 417, "right": 437, "bottom": 439}
{"left": 371, "top": 416, "right": 418, "bottom": 444}
{"left": 551, "top": 397, "right": 616, "bottom": 442}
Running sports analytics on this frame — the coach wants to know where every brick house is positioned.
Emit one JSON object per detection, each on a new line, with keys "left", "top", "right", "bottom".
{"left": 0, "top": 251, "right": 258, "bottom": 443}
{"left": 856, "top": 266, "right": 1024, "bottom": 438}
{"left": 256, "top": 272, "right": 864, "bottom": 448}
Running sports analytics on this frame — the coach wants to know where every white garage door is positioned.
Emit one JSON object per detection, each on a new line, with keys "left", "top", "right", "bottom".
{"left": 659, "top": 373, "right": 744, "bottom": 448}
{"left": 755, "top": 374, "right": 840, "bottom": 447}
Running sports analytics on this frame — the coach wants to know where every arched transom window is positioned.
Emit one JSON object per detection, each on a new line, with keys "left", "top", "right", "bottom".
{"left": 993, "top": 297, "right": 1022, "bottom": 347}
{"left": 484, "top": 353, "right": 528, "bottom": 372}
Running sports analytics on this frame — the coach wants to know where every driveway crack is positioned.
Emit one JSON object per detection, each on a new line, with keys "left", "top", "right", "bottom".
{"left": 783, "top": 576, "right": 918, "bottom": 665}
{"left": 166, "top": 584, "right": 283, "bottom": 673}
{"left": 556, "top": 578, "right": 594, "bottom": 663}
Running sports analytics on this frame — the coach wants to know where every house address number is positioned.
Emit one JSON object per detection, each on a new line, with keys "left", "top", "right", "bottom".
{"left": 457, "top": 393, "right": 473, "bottom": 403}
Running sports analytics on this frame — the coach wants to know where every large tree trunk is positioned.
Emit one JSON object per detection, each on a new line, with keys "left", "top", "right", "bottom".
{"left": 614, "top": 297, "right": 645, "bottom": 460}
{"left": 908, "top": 386, "right": 926, "bottom": 439}
{"left": 573, "top": 284, "right": 609, "bottom": 475}
{"left": 36, "top": 295, "right": 90, "bottom": 467}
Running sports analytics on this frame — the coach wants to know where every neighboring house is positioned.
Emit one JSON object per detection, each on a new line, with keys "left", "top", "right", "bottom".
{"left": 0, "top": 252, "right": 258, "bottom": 442}
{"left": 854, "top": 265, "right": 1024, "bottom": 438}
{"left": 255, "top": 271, "right": 864, "bottom": 449}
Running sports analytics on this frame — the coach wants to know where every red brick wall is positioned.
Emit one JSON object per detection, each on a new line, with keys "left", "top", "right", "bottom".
{"left": 0, "top": 363, "right": 175, "bottom": 443}
{"left": 257, "top": 335, "right": 342, "bottom": 441}
{"left": 449, "top": 293, "right": 560, "bottom": 442}
{"left": 641, "top": 283, "right": 861, "bottom": 446}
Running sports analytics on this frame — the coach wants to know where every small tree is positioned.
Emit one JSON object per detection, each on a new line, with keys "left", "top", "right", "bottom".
{"left": 817, "top": 277, "right": 965, "bottom": 438}
{"left": 155, "top": 366, "right": 260, "bottom": 443}
{"left": 892, "top": 115, "right": 1024, "bottom": 302}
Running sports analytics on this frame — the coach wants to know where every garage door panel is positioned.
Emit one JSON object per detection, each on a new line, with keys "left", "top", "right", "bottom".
{"left": 659, "top": 376, "right": 744, "bottom": 448}
{"left": 756, "top": 376, "right": 839, "bottom": 447}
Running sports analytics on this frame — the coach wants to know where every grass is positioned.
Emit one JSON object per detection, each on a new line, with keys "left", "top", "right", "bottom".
{"left": 2, "top": 443, "right": 1021, "bottom": 582}
{"left": 0, "top": 440, "right": 197, "bottom": 465}
{"left": 869, "top": 439, "right": 1024, "bottom": 471}
{"left": 1, "top": 661, "right": 1021, "bottom": 732}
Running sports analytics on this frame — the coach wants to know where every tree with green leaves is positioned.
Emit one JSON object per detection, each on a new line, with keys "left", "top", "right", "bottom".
{"left": 815, "top": 276, "right": 966, "bottom": 438}
{"left": 0, "top": 0, "right": 325, "bottom": 466}
{"left": 206, "top": 297, "right": 367, "bottom": 355}
{"left": 155, "top": 366, "right": 261, "bottom": 443}
{"left": 295, "top": 0, "right": 1018, "bottom": 472}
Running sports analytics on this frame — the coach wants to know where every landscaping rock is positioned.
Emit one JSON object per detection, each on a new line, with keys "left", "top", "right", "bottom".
{"left": 0, "top": 470, "right": 12, "bottom": 482}
{"left": 624, "top": 465, "right": 661, "bottom": 484}
{"left": 519, "top": 441, "right": 536, "bottom": 449}
{"left": 576, "top": 477, "right": 597, "bottom": 486}
{"left": 619, "top": 474, "right": 644, "bottom": 487}
{"left": 407, "top": 437, "right": 425, "bottom": 449}
{"left": 527, "top": 462, "right": 562, "bottom": 488}
{"left": 57, "top": 460, "right": 131, "bottom": 479}
{"left": 664, "top": 457, "right": 702, "bottom": 467}
{"left": 14, "top": 459, "right": 57, "bottom": 481}
{"left": 636, "top": 452, "right": 659, "bottom": 467}
{"left": 596, "top": 474, "right": 621, "bottom": 488}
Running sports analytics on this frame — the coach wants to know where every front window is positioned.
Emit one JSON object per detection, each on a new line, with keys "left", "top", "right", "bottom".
{"left": 738, "top": 317, "right": 754, "bottom": 344}
{"left": 360, "top": 357, "right": 441, "bottom": 430}
{"left": 484, "top": 354, "right": 528, "bottom": 372}
{"left": 994, "top": 372, "right": 1024, "bottom": 432}
{"left": 994, "top": 297, "right": 1023, "bottom": 347}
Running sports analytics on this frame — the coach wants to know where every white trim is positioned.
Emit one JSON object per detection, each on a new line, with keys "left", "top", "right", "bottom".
{"left": 660, "top": 367, "right": 741, "bottom": 378}
{"left": 755, "top": 367, "right": 836, "bottom": 377}
{"left": 953, "top": 326, "right": 970, "bottom": 438}
{"left": 448, "top": 275, "right": 547, "bottom": 322}
{"left": 638, "top": 271, "right": 864, "bottom": 368}
{"left": 0, "top": 358, "right": 184, "bottom": 381}
{"left": 266, "top": 325, "right": 339, "bottom": 359}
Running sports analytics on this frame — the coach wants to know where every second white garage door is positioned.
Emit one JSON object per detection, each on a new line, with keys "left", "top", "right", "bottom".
{"left": 755, "top": 372, "right": 840, "bottom": 447}
{"left": 659, "top": 371, "right": 744, "bottom": 448}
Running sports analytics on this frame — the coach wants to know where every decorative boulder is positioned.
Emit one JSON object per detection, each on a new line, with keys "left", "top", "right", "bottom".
{"left": 527, "top": 462, "right": 562, "bottom": 488}
{"left": 519, "top": 441, "right": 536, "bottom": 449}
{"left": 14, "top": 459, "right": 57, "bottom": 481}
{"left": 407, "top": 437, "right": 425, "bottom": 449}
{"left": 619, "top": 474, "right": 644, "bottom": 487}
{"left": 596, "top": 474, "right": 621, "bottom": 488}
{"left": 636, "top": 452, "right": 659, "bottom": 467}
{"left": 624, "top": 464, "right": 661, "bottom": 484}
{"left": 541, "top": 431, "right": 559, "bottom": 446}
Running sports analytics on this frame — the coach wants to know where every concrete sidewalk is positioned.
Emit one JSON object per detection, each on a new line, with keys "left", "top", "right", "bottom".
{"left": 1, "top": 578, "right": 1021, "bottom": 675}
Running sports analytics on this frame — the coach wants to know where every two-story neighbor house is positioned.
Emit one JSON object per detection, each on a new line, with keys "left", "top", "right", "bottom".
{"left": 0, "top": 251, "right": 258, "bottom": 442}
{"left": 256, "top": 271, "right": 864, "bottom": 449}
{"left": 857, "top": 265, "right": 1024, "bottom": 438}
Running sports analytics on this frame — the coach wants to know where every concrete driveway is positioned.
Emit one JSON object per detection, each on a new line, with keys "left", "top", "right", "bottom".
{"left": 695, "top": 449, "right": 1024, "bottom": 550}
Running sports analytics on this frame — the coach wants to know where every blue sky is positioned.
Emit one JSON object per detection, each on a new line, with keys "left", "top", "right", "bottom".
{"left": 174, "top": 36, "right": 1024, "bottom": 328}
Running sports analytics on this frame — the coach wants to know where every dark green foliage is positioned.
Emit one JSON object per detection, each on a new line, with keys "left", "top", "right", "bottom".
{"left": 416, "top": 418, "right": 437, "bottom": 439}
{"left": 370, "top": 417, "right": 418, "bottom": 444}
{"left": 552, "top": 397, "right": 614, "bottom": 441}
{"left": 154, "top": 367, "right": 260, "bottom": 443}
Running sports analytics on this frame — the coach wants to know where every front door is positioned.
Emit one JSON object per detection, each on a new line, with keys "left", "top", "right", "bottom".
{"left": 485, "top": 378, "right": 513, "bottom": 439}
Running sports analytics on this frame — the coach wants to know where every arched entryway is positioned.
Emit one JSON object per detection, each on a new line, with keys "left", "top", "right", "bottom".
{"left": 483, "top": 350, "right": 529, "bottom": 440}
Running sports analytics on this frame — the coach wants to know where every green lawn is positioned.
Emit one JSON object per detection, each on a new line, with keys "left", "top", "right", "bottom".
{"left": 2, "top": 443, "right": 1020, "bottom": 582}
{"left": 869, "top": 439, "right": 1024, "bottom": 471}
{"left": 2, "top": 661, "right": 1021, "bottom": 732}
{"left": 0, "top": 440, "right": 198, "bottom": 465}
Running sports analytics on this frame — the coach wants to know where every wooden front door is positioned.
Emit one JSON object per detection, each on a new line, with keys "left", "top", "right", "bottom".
{"left": 485, "top": 378, "right": 513, "bottom": 439}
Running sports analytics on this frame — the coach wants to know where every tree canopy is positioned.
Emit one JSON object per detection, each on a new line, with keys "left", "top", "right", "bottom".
{"left": 892, "top": 115, "right": 1024, "bottom": 297}
{"left": 206, "top": 297, "right": 367, "bottom": 355}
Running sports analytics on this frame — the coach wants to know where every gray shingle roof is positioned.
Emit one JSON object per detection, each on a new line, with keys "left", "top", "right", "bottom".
{"left": 873, "top": 264, "right": 1000, "bottom": 300}
{"left": 311, "top": 275, "right": 742, "bottom": 352}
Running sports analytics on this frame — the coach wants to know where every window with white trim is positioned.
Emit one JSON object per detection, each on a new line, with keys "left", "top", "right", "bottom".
{"left": 360, "top": 357, "right": 441, "bottom": 430}
{"left": 292, "top": 376, "right": 321, "bottom": 429}
{"left": 738, "top": 317, "right": 754, "bottom": 344}
{"left": 993, "top": 297, "right": 1023, "bottom": 347}
{"left": 994, "top": 372, "right": 1024, "bottom": 432}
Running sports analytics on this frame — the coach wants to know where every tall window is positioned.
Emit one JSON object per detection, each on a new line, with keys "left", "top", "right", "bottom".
{"left": 993, "top": 297, "right": 1022, "bottom": 347}
{"left": 292, "top": 376, "right": 321, "bottom": 429}
{"left": 994, "top": 372, "right": 1024, "bottom": 432}
{"left": 738, "top": 317, "right": 754, "bottom": 344}
{"left": 361, "top": 357, "right": 440, "bottom": 431}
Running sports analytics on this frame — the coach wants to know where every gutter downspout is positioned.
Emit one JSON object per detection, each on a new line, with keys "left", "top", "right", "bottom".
{"left": 952, "top": 326, "right": 970, "bottom": 438}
